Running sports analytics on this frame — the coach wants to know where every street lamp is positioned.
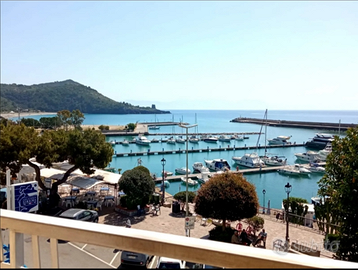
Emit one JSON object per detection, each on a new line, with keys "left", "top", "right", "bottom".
{"left": 284, "top": 182, "right": 292, "bottom": 244}
{"left": 178, "top": 123, "right": 198, "bottom": 217}
{"left": 161, "top": 158, "right": 166, "bottom": 205}
{"left": 262, "top": 189, "right": 266, "bottom": 214}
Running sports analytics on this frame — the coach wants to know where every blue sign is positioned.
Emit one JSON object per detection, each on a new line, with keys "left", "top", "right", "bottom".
{"left": 12, "top": 181, "right": 38, "bottom": 212}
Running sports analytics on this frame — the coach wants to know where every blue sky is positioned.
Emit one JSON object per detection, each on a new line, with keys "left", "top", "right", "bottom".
{"left": 1, "top": 1, "right": 357, "bottom": 110}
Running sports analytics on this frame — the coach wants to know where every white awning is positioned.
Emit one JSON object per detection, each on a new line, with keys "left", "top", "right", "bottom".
{"left": 90, "top": 169, "right": 122, "bottom": 185}
{"left": 40, "top": 168, "right": 82, "bottom": 180}
{"left": 66, "top": 175, "right": 104, "bottom": 190}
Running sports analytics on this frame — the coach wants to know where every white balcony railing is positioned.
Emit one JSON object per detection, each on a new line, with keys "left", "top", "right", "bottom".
{"left": 1, "top": 209, "right": 357, "bottom": 269}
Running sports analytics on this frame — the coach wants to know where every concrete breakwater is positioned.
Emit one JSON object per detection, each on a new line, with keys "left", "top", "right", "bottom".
{"left": 231, "top": 117, "right": 357, "bottom": 131}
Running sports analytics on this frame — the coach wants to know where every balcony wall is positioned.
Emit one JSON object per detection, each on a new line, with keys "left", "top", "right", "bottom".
{"left": 1, "top": 209, "right": 357, "bottom": 269}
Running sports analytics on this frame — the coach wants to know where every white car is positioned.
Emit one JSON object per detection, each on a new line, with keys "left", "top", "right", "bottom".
{"left": 156, "top": 256, "right": 186, "bottom": 269}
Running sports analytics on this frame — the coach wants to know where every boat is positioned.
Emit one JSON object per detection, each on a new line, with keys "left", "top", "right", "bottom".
{"left": 305, "top": 133, "right": 334, "bottom": 150}
{"left": 151, "top": 138, "right": 160, "bottom": 143}
{"left": 148, "top": 125, "right": 160, "bottom": 130}
{"left": 122, "top": 139, "right": 129, "bottom": 146}
{"left": 307, "top": 163, "right": 326, "bottom": 174}
{"left": 161, "top": 171, "right": 173, "bottom": 177}
{"left": 192, "top": 162, "right": 210, "bottom": 173}
{"left": 260, "top": 155, "right": 287, "bottom": 166}
{"left": 294, "top": 151, "right": 321, "bottom": 163}
{"left": 189, "top": 135, "right": 199, "bottom": 143}
{"left": 109, "top": 140, "right": 116, "bottom": 145}
{"left": 231, "top": 134, "right": 244, "bottom": 141}
{"left": 175, "top": 136, "right": 185, "bottom": 144}
{"left": 181, "top": 177, "right": 198, "bottom": 186}
{"left": 277, "top": 164, "right": 311, "bottom": 176}
{"left": 203, "top": 135, "right": 218, "bottom": 143}
{"left": 218, "top": 135, "right": 231, "bottom": 142}
{"left": 167, "top": 136, "right": 176, "bottom": 144}
{"left": 204, "top": 159, "right": 231, "bottom": 172}
{"left": 197, "top": 171, "right": 211, "bottom": 184}
{"left": 267, "top": 135, "right": 292, "bottom": 145}
{"left": 161, "top": 137, "right": 168, "bottom": 143}
{"left": 232, "top": 153, "right": 266, "bottom": 168}
{"left": 175, "top": 167, "right": 191, "bottom": 175}
{"left": 135, "top": 135, "right": 151, "bottom": 146}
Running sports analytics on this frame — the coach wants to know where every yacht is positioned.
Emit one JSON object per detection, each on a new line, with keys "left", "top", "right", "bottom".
{"left": 305, "top": 133, "right": 334, "bottom": 150}
{"left": 135, "top": 136, "right": 151, "bottom": 146}
{"left": 204, "top": 159, "right": 231, "bottom": 172}
{"left": 189, "top": 135, "right": 199, "bottom": 143}
{"left": 203, "top": 135, "right": 218, "bottom": 143}
{"left": 161, "top": 170, "right": 173, "bottom": 177}
{"left": 218, "top": 135, "right": 231, "bottom": 142}
{"left": 232, "top": 153, "right": 265, "bottom": 168}
{"left": 121, "top": 139, "right": 129, "bottom": 146}
{"left": 151, "top": 138, "right": 160, "bottom": 143}
{"left": 277, "top": 164, "right": 310, "bottom": 176}
{"left": 148, "top": 125, "right": 160, "bottom": 130}
{"left": 181, "top": 177, "right": 198, "bottom": 186}
{"left": 294, "top": 151, "right": 321, "bottom": 163}
{"left": 175, "top": 167, "right": 191, "bottom": 175}
{"left": 267, "top": 135, "right": 292, "bottom": 145}
{"left": 167, "top": 136, "right": 176, "bottom": 144}
{"left": 231, "top": 134, "right": 244, "bottom": 141}
{"left": 175, "top": 136, "right": 185, "bottom": 144}
{"left": 307, "top": 163, "right": 326, "bottom": 174}
{"left": 260, "top": 155, "right": 287, "bottom": 166}
{"left": 192, "top": 162, "right": 210, "bottom": 173}
{"left": 197, "top": 171, "right": 211, "bottom": 184}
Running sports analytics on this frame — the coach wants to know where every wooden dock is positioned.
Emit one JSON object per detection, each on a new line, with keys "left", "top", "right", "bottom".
{"left": 113, "top": 143, "right": 305, "bottom": 157}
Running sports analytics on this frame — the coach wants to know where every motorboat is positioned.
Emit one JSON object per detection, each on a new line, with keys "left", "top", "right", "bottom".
{"left": 181, "top": 177, "right": 198, "bottom": 186}
{"left": 197, "top": 171, "right": 211, "bottom": 184}
{"left": 189, "top": 135, "right": 199, "bottom": 143}
{"left": 148, "top": 125, "right": 160, "bottom": 130}
{"left": 305, "top": 133, "right": 334, "bottom": 150}
{"left": 307, "top": 163, "right": 326, "bottom": 174}
{"left": 231, "top": 134, "right": 244, "bottom": 141}
{"left": 121, "top": 139, "right": 129, "bottom": 146}
{"left": 294, "top": 151, "right": 321, "bottom": 163}
{"left": 277, "top": 164, "right": 311, "bottom": 176}
{"left": 203, "top": 135, "right": 218, "bottom": 143}
{"left": 109, "top": 140, "right": 116, "bottom": 145}
{"left": 204, "top": 159, "right": 231, "bottom": 172}
{"left": 151, "top": 138, "right": 160, "bottom": 143}
{"left": 218, "top": 135, "right": 231, "bottom": 142}
{"left": 267, "top": 135, "right": 292, "bottom": 145}
{"left": 232, "top": 153, "right": 265, "bottom": 168}
{"left": 135, "top": 136, "right": 151, "bottom": 146}
{"left": 161, "top": 137, "right": 168, "bottom": 143}
{"left": 167, "top": 137, "right": 176, "bottom": 144}
{"left": 175, "top": 167, "right": 191, "bottom": 175}
{"left": 260, "top": 155, "right": 287, "bottom": 166}
{"left": 192, "top": 162, "right": 210, "bottom": 173}
{"left": 175, "top": 136, "right": 185, "bottom": 144}
{"left": 161, "top": 171, "right": 173, "bottom": 177}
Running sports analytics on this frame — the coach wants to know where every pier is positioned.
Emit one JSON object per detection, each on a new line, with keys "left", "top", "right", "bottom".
{"left": 231, "top": 117, "right": 357, "bottom": 131}
{"left": 113, "top": 143, "right": 305, "bottom": 157}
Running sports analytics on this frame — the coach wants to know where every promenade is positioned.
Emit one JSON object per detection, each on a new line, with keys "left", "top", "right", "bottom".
{"left": 98, "top": 202, "right": 335, "bottom": 260}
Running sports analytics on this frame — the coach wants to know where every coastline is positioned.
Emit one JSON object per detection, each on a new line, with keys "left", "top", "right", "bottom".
{"left": 0, "top": 111, "right": 57, "bottom": 119}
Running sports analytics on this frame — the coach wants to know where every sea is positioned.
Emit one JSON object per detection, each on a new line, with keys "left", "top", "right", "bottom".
{"left": 20, "top": 110, "right": 358, "bottom": 210}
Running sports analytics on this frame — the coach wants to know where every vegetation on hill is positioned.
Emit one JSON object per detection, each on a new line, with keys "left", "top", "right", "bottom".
{"left": 0, "top": 79, "right": 170, "bottom": 114}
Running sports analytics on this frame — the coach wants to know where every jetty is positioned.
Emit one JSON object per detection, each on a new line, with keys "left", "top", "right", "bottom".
{"left": 231, "top": 117, "right": 357, "bottom": 131}
{"left": 153, "top": 161, "right": 326, "bottom": 182}
{"left": 113, "top": 142, "right": 305, "bottom": 157}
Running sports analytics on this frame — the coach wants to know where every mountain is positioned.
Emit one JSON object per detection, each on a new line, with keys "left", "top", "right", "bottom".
{"left": 0, "top": 80, "right": 170, "bottom": 114}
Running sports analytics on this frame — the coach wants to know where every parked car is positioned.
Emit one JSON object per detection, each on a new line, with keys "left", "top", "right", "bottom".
{"left": 120, "top": 251, "right": 151, "bottom": 268}
{"left": 156, "top": 257, "right": 186, "bottom": 269}
{"left": 58, "top": 208, "right": 98, "bottom": 223}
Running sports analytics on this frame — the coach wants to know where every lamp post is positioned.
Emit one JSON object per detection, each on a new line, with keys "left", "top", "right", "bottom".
{"left": 262, "top": 189, "right": 266, "bottom": 214}
{"left": 161, "top": 158, "right": 166, "bottom": 205}
{"left": 284, "top": 182, "right": 292, "bottom": 244}
{"left": 178, "top": 123, "right": 198, "bottom": 217}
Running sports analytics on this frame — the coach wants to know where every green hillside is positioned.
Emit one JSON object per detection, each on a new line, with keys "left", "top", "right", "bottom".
{"left": 0, "top": 80, "right": 170, "bottom": 114}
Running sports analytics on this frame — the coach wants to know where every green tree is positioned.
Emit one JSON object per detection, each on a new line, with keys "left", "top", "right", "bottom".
{"left": 57, "top": 110, "right": 71, "bottom": 131}
{"left": 194, "top": 172, "right": 259, "bottom": 231}
{"left": 127, "top": 123, "right": 136, "bottom": 131}
{"left": 20, "top": 118, "right": 41, "bottom": 128}
{"left": 282, "top": 197, "right": 308, "bottom": 225}
{"left": 119, "top": 166, "right": 155, "bottom": 209}
{"left": 317, "top": 126, "right": 358, "bottom": 262}
{"left": 245, "top": 216, "right": 265, "bottom": 236}
{"left": 71, "top": 109, "right": 84, "bottom": 130}
{"left": 174, "top": 191, "right": 196, "bottom": 203}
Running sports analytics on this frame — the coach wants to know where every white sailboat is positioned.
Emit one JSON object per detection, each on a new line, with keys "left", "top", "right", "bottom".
{"left": 148, "top": 114, "right": 160, "bottom": 130}
{"left": 189, "top": 113, "right": 200, "bottom": 143}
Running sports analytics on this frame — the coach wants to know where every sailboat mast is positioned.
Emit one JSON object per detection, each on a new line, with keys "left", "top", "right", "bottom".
{"left": 256, "top": 109, "right": 268, "bottom": 149}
